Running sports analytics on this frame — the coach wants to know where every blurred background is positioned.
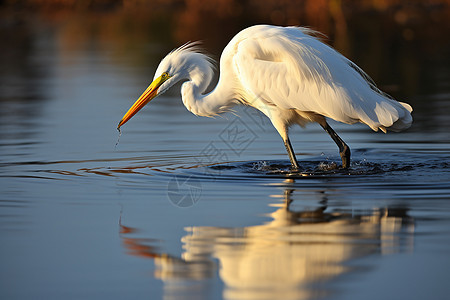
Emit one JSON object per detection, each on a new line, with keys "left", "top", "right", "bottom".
{"left": 1, "top": 0, "right": 449, "bottom": 97}
{"left": 1, "top": 2, "right": 450, "bottom": 300}
{"left": 1, "top": 0, "right": 449, "bottom": 139}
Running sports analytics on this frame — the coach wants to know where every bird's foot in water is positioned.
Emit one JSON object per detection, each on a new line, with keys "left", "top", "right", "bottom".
{"left": 285, "top": 163, "right": 303, "bottom": 175}
{"left": 340, "top": 145, "right": 351, "bottom": 169}
{"left": 265, "top": 163, "right": 301, "bottom": 175}
{"left": 289, "top": 163, "right": 301, "bottom": 173}
{"left": 339, "top": 160, "right": 349, "bottom": 170}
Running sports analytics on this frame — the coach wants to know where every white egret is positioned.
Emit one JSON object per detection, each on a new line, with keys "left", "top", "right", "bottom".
{"left": 118, "top": 25, "right": 413, "bottom": 170}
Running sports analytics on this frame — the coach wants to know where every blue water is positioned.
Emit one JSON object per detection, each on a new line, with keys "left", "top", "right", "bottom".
{"left": 1, "top": 18, "right": 450, "bottom": 300}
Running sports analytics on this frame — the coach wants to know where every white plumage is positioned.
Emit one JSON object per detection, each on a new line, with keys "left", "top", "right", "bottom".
{"left": 118, "top": 25, "right": 413, "bottom": 170}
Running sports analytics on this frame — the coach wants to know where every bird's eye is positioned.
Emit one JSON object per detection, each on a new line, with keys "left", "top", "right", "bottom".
{"left": 162, "top": 72, "right": 169, "bottom": 79}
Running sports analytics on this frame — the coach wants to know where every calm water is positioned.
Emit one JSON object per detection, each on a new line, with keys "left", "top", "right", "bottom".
{"left": 1, "top": 16, "right": 450, "bottom": 300}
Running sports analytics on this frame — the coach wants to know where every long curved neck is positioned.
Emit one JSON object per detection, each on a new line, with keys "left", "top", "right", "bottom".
{"left": 180, "top": 61, "right": 237, "bottom": 117}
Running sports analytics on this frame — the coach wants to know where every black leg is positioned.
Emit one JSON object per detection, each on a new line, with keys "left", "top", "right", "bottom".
{"left": 284, "top": 189, "right": 294, "bottom": 208}
{"left": 284, "top": 137, "right": 300, "bottom": 170}
{"left": 319, "top": 121, "right": 351, "bottom": 169}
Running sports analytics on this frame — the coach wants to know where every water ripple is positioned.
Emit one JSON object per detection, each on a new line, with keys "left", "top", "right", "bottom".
{"left": 1, "top": 149, "right": 448, "bottom": 186}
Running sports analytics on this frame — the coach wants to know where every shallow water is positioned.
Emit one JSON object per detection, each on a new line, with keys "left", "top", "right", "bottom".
{"left": 1, "top": 16, "right": 450, "bottom": 300}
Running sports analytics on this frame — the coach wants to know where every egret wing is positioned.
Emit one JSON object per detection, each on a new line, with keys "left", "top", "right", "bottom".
{"left": 233, "top": 26, "right": 412, "bottom": 131}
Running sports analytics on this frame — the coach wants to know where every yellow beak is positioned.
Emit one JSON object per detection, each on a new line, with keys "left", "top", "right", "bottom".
{"left": 117, "top": 74, "right": 170, "bottom": 129}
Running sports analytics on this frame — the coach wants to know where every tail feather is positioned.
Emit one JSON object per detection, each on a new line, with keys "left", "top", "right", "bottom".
{"left": 371, "top": 99, "right": 413, "bottom": 132}
{"left": 388, "top": 101, "right": 413, "bottom": 132}
{"left": 342, "top": 52, "right": 413, "bottom": 133}
{"left": 399, "top": 101, "right": 413, "bottom": 113}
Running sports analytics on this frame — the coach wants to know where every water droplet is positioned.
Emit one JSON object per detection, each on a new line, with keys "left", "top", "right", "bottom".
{"left": 115, "top": 127, "right": 122, "bottom": 150}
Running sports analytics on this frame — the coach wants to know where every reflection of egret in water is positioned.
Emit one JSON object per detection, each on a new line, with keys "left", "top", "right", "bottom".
{"left": 119, "top": 189, "right": 414, "bottom": 300}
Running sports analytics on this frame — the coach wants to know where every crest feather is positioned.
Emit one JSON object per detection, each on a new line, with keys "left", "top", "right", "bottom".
{"left": 170, "top": 42, "right": 216, "bottom": 70}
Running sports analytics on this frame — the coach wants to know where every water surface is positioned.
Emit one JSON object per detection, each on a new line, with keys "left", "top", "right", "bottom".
{"left": 1, "top": 11, "right": 450, "bottom": 300}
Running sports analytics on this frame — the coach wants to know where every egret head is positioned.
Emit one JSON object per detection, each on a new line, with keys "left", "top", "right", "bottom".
{"left": 117, "top": 43, "right": 213, "bottom": 129}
